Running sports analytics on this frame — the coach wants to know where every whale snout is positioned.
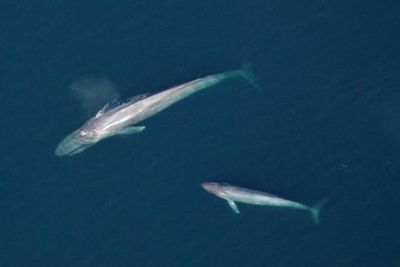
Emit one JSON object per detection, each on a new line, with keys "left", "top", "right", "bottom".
{"left": 55, "top": 130, "right": 93, "bottom": 157}
{"left": 201, "top": 182, "right": 220, "bottom": 194}
{"left": 201, "top": 182, "right": 211, "bottom": 191}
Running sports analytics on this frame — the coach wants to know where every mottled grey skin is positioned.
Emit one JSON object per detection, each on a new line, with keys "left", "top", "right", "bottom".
{"left": 202, "top": 182, "right": 325, "bottom": 224}
{"left": 56, "top": 66, "right": 254, "bottom": 156}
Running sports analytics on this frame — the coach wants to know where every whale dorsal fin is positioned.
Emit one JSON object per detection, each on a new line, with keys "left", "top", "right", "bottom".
{"left": 227, "top": 200, "right": 240, "bottom": 214}
{"left": 95, "top": 103, "right": 110, "bottom": 118}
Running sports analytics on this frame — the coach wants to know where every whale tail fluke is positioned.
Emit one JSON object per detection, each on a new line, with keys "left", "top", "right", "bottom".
{"left": 310, "top": 198, "right": 327, "bottom": 224}
{"left": 238, "top": 63, "right": 261, "bottom": 90}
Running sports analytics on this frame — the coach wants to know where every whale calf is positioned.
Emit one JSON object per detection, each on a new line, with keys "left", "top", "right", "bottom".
{"left": 202, "top": 182, "right": 326, "bottom": 224}
{"left": 55, "top": 65, "right": 257, "bottom": 156}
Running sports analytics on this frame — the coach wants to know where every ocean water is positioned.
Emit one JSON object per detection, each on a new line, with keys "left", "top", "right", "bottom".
{"left": 1, "top": 0, "right": 400, "bottom": 266}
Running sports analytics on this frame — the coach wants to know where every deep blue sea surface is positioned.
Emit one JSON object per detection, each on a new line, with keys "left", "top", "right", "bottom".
{"left": 1, "top": 1, "right": 400, "bottom": 266}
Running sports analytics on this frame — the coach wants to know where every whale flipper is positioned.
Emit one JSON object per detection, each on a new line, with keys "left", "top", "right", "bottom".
{"left": 227, "top": 200, "right": 240, "bottom": 214}
{"left": 120, "top": 126, "right": 146, "bottom": 135}
{"left": 95, "top": 103, "right": 110, "bottom": 118}
{"left": 108, "top": 126, "right": 146, "bottom": 136}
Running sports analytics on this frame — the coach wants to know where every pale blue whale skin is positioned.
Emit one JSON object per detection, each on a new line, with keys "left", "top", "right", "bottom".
{"left": 202, "top": 182, "right": 326, "bottom": 224}
{"left": 55, "top": 65, "right": 256, "bottom": 157}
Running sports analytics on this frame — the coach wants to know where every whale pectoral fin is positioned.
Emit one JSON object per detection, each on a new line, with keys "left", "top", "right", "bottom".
{"left": 121, "top": 126, "right": 146, "bottom": 134}
{"left": 95, "top": 103, "right": 110, "bottom": 118}
{"left": 109, "top": 126, "right": 146, "bottom": 136}
{"left": 120, "top": 126, "right": 146, "bottom": 135}
{"left": 227, "top": 200, "right": 240, "bottom": 214}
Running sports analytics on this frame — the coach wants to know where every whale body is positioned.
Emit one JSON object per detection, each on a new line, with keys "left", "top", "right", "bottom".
{"left": 202, "top": 182, "right": 326, "bottom": 224}
{"left": 55, "top": 65, "right": 256, "bottom": 156}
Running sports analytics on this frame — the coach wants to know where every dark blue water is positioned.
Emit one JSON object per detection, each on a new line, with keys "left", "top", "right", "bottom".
{"left": 1, "top": 1, "right": 400, "bottom": 266}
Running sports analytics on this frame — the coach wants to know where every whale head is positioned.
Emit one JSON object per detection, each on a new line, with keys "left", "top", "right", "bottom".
{"left": 202, "top": 182, "right": 219, "bottom": 193}
{"left": 55, "top": 117, "right": 104, "bottom": 157}
{"left": 201, "top": 182, "right": 230, "bottom": 198}
{"left": 55, "top": 128, "right": 100, "bottom": 156}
